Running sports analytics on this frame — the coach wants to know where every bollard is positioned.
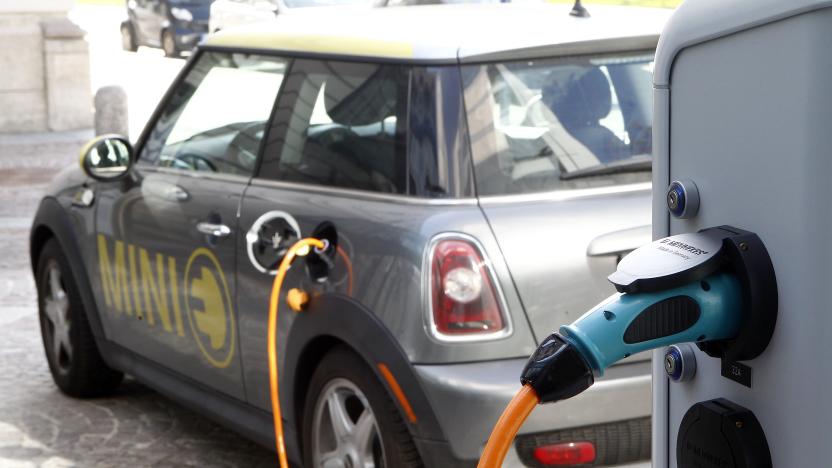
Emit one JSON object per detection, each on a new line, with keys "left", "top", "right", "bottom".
{"left": 94, "top": 86, "right": 129, "bottom": 137}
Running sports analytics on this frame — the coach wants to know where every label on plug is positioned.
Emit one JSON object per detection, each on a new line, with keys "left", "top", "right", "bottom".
{"left": 721, "top": 360, "right": 752, "bottom": 387}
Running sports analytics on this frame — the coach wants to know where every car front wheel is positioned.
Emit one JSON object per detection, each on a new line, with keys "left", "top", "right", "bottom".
{"left": 36, "top": 239, "right": 123, "bottom": 397}
{"left": 303, "top": 347, "right": 423, "bottom": 468}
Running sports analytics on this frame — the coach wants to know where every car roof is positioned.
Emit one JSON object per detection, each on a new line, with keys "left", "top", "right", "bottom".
{"left": 204, "top": 3, "right": 671, "bottom": 63}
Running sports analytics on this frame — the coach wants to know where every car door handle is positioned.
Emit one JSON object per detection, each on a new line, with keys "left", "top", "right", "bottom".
{"left": 586, "top": 225, "right": 651, "bottom": 258}
{"left": 196, "top": 222, "right": 231, "bottom": 237}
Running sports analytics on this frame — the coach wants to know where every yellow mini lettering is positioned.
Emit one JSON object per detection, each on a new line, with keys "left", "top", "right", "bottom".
{"left": 128, "top": 244, "right": 143, "bottom": 320}
{"left": 169, "top": 256, "right": 185, "bottom": 337}
{"left": 139, "top": 248, "right": 173, "bottom": 332}
{"left": 97, "top": 234, "right": 132, "bottom": 315}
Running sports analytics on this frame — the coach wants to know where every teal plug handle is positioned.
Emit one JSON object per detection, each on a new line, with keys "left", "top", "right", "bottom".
{"left": 559, "top": 272, "right": 742, "bottom": 374}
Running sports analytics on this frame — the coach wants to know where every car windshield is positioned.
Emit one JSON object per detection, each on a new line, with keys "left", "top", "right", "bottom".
{"left": 462, "top": 54, "right": 654, "bottom": 196}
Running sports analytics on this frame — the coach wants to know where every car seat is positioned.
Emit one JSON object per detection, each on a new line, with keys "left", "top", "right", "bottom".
{"left": 546, "top": 67, "right": 629, "bottom": 164}
{"left": 322, "top": 68, "right": 403, "bottom": 189}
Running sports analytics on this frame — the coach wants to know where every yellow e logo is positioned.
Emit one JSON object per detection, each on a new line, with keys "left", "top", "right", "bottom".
{"left": 184, "top": 248, "right": 236, "bottom": 368}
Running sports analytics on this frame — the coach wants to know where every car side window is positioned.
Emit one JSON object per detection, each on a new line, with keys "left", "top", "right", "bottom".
{"left": 139, "top": 51, "right": 287, "bottom": 177}
{"left": 258, "top": 59, "right": 410, "bottom": 194}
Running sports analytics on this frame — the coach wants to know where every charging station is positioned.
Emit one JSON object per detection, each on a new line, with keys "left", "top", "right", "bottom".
{"left": 652, "top": 1, "right": 832, "bottom": 466}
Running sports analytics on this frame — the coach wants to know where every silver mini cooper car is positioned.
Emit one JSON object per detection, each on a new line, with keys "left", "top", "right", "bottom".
{"left": 31, "top": 4, "right": 667, "bottom": 466}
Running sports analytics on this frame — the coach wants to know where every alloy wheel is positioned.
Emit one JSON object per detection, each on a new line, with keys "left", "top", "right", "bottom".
{"left": 42, "top": 261, "right": 72, "bottom": 375}
{"left": 311, "top": 378, "right": 386, "bottom": 468}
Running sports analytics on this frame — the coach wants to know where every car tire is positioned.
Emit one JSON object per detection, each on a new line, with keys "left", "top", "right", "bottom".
{"left": 162, "top": 29, "right": 179, "bottom": 58}
{"left": 302, "top": 346, "right": 423, "bottom": 468}
{"left": 36, "top": 239, "right": 124, "bottom": 398}
{"left": 120, "top": 22, "right": 138, "bottom": 52}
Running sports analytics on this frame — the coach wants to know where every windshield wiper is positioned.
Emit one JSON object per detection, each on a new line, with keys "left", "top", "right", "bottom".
{"left": 559, "top": 154, "right": 652, "bottom": 180}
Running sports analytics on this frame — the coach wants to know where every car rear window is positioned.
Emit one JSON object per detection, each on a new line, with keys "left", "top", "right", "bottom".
{"left": 462, "top": 54, "right": 654, "bottom": 196}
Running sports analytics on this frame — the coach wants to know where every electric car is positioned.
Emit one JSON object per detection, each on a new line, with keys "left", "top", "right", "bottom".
{"left": 121, "top": 0, "right": 215, "bottom": 57}
{"left": 32, "top": 4, "right": 668, "bottom": 466}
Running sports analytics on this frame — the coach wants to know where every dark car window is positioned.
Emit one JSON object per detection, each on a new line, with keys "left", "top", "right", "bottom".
{"left": 462, "top": 54, "right": 654, "bottom": 196}
{"left": 258, "top": 59, "right": 410, "bottom": 194}
{"left": 138, "top": 51, "right": 287, "bottom": 177}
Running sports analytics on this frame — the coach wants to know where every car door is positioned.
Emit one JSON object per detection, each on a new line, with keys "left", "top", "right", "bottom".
{"left": 93, "top": 49, "right": 288, "bottom": 399}
{"left": 236, "top": 58, "right": 413, "bottom": 410}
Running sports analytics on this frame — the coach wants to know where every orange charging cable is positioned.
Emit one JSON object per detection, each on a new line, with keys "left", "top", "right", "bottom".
{"left": 477, "top": 384, "right": 540, "bottom": 468}
{"left": 268, "top": 237, "right": 326, "bottom": 468}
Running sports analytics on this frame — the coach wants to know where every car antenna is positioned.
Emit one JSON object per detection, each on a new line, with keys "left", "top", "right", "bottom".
{"left": 570, "top": 0, "right": 590, "bottom": 17}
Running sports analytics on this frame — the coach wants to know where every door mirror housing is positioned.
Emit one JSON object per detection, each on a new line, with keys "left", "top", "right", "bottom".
{"left": 79, "top": 135, "right": 134, "bottom": 181}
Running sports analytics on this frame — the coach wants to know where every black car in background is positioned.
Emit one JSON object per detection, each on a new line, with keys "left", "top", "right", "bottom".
{"left": 121, "top": 0, "right": 214, "bottom": 57}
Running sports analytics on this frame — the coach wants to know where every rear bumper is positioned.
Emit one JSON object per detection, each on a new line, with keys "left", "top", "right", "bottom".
{"left": 413, "top": 358, "right": 651, "bottom": 463}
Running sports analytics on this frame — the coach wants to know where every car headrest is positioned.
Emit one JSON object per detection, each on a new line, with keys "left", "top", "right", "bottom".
{"left": 546, "top": 67, "right": 612, "bottom": 127}
{"left": 324, "top": 65, "right": 398, "bottom": 127}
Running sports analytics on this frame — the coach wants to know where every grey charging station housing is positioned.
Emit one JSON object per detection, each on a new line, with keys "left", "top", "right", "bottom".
{"left": 652, "top": 1, "right": 832, "bottom": 466}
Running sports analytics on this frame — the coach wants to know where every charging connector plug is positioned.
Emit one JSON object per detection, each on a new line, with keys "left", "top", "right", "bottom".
{"left": 520, "top": 333, "right": 593, "bottom": 404}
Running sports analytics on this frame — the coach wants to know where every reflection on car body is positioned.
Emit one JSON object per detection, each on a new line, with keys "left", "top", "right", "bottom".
{"left": 162, "top": 121, "right": 265, "bottom": 174}
{"left": 31, "top": 4, "right": 669, "bottom": 467}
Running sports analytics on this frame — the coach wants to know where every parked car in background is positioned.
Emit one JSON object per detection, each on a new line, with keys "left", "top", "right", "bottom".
{"left": 121, "top": 0, "right": 214, "bottom": 57}
{"left": 36, "top": 4, "right": 668, "bottom": 466}
{"left": 210, "top": 0, "right": 386, "bottom": 33}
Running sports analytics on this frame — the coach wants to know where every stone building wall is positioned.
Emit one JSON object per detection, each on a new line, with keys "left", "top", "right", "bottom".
{"left": 0, "top": 0, "right": 93, "bottom": 133}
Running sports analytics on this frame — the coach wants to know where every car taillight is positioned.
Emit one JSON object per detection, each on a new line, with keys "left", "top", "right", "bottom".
{"left": 430, "top": 238, "right": 505, "bottom": 336}
{"left": 533, "top": 441, "right": 596, "bottom": 466}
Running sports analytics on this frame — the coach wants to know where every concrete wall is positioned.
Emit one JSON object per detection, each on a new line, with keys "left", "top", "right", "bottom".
{"left": 0, "top": 0, "right": 93, "bottom": 133}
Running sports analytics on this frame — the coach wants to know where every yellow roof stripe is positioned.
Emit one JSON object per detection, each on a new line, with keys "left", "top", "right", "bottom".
{"left": 205, "top": 32, "right": 415, "bottom": 59}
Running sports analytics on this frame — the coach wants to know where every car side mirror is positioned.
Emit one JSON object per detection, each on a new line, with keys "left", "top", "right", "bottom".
{"left": 79, "top": 135, "right": 134, "bottom": 181}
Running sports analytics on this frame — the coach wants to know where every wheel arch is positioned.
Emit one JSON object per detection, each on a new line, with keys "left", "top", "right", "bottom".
{"left": 30, "top": 223, "right": 56, "bottom": 274}
{"left": 283, "top": 294, "right": 448, "bottom": 461}
{"left": 30, "top": 197, "right": 107, "bottom": 342}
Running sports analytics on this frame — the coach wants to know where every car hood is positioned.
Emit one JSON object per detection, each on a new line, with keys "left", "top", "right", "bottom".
{"left": 480, "top": 183, "right": 652, "bottom": 363}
